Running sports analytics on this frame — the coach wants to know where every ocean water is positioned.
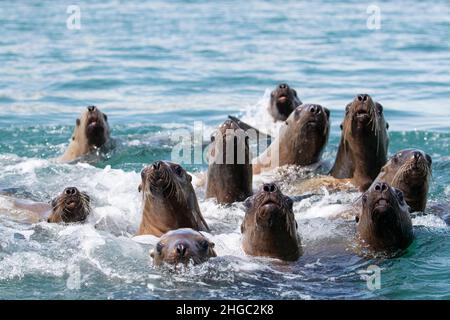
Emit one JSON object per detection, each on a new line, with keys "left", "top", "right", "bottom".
{"left": 0, "top": 0, "right": 450, "bottom": 300}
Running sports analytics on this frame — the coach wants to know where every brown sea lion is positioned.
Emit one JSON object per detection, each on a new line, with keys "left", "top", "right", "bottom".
{"left": 269, "top": 83, "right": 302, "bottom": 122}
{"left": 356, "top": 181, "right": 414, "bottom": 252}
{"left": 138, "top": 161, "right": 209, "bottom": 237}
{"left": 241, "top": 183, "right": 302, "bottom": 261}
{"left": 59, "top": 106, "right": 111, "bottom": 162}
{"left": 150, "top": 228, "right": 216, "bottom": 266}
{"left": 205, "top": 119, "right": 252, "bottom": 204}
{"left": 330, "top": 94, "right": 389, "bottom": 191}
{"left": 253, "top": 104, "right": 330, "bottom": 174}
{"left": 0, "top": 187, "right": 91, "bottom": 223}
{"left": 373, "top": 149, "right": 432, "bottom": 212}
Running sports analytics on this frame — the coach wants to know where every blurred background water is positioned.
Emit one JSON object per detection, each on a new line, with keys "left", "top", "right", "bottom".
{"left": 0, "top": 0, "right": 449, "bottom": 299}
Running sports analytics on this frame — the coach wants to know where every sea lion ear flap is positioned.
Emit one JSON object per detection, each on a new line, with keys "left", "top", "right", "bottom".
{"left": 187, "top": 173, "right": 192, "bottom": 182}
{"left": 355, "top": 215, "right": 360, "bottom": 223}
{"left": 103, "top": 113, "right": 108, "bottom": 122}
{"left": 293, "top": 89, "right": 298, "bottom": 97}
{"left": 150, "top": 250, "right": 155, "bottom": 259}
{"left": 76, "top": 118, "right": 80, "bottom": 126}
{"left": 138, "top": 184, "right": 142, "bottom": 193}
{"left": 386, "top": 122, "right": 389, "bottom": 130}
{"left": 340, "top": 123, "right": 343, "bottom": 130}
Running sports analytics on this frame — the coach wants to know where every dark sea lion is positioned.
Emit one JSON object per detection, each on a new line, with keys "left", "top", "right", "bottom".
{"left": 373, "top": 149, "right": 432, "bottom": 212}
{"left": 150, "top": 228, "right": 216, "bottom": 266}
{"left": 269, "top": 83, "right": 302, "bottom": 122}
{"left": 330, "top": 94, "right": 389, "bottom": 191}
{"left": 253, "top": 104, "right": 330, "bottom": 174}
{"left": 47, "top": 187, "right": 91, "bottom": 223}
{"left": 138, "top": 161, "right": 209, "bottom": 237}
{"left": 241, "top": 183, "right": 302, "bottom": 261}
{"left": 356, "top": 181, "right": 414, "bottom": 252}
{"left": 0, "top": 187, "right": 91, "bottom": 223}
{"left": 59, "top": 105, "right": 111, "bottom": 162}
{"left": 205, "top": 119, "right": 252, "bottom": 204}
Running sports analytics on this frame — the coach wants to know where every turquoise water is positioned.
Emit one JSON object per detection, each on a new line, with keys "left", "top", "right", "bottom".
{"left": 0, "top": 0, "right": 449, "bottom": 299}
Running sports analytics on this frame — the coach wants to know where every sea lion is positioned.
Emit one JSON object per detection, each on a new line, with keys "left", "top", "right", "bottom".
{"left": 150, "top": 228, "right": 217, "bottom": 266}
{"left": 241, "top": 183, "right": 302, "bottom": 261}
{"left": 253, "top": 104, "right": 330, "bottom": 174}
{"left": 138, "top": 161, "right": 209, "bottom": 237}
{"left": 59, "top": 105, "right": 111, "bottom": 162}
{"left": 330, "top": 94, "right": 389, "bottom": 191}
{"left": 356, "top": 182, "right": 414, "bottom": 252}
{"left": 269, "top": 83, "right": 302, "bottom": 122}
{"left": 0, "top": 187, "right": 91, "bottom": 223}
{"left": 47, "top": 187, "right": 91, "bottom": 223}
{"left": 373, "top": 149, "right": 432, "bottom": 212}
{"left": 205, "top": 119, "right": 252, "bottom": 204}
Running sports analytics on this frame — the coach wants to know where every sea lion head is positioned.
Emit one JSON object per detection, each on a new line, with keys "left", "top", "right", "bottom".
{"left": 74, "top": 106, "right": 110, "bottom": 149}
{"left": 284, "top": 104, "right": 330, "bottom": 165}
{"left": 150, "top": 228, "right": 216, "bottom": 266}
{"left": 379, "top": 149, "right": 432, "bottom": 212}
{"left": 206, "top": 119, "right": 253, "bottom": 204}
{"left": 138, "top": 161, "right": 208, "bottom": 236}
{"left": 269, "top": 83, "right": 301, "bottom": 121}
{"left": 357, "top": 181, "right": 413, "bottom": 251}
{"left": 335, "top": 94, "right": 389, "bottom": 190}
{"left": 48, "top": 187, "right": 91, "bottom": 223}
{"left": 343, "top": 94, "right": 388, "bottom": 136}
{"left": 241, "top": 183, "right": 301, "bottom": 261}
{"left": 139, "top": 161, "right": 193, "bottom": 201}
{"left": 208, "top": 119, "right": 251, "bottom": 165}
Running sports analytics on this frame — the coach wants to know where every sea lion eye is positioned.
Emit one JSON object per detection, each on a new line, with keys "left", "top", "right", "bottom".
{"left": 286, "top": 197, "right": 293, "bottom": 210}
{"left": 362, "top": 194, "right": 368, "bottom": 203}
{"left": 156, "top": 242, "right": 164, "bottom": 254}
{"left": 174, "top": 166, "right": 183, "bottom": 176}
{"left": 395, "top": 190, "right": 404, "bottom": 203}
{"left": 199, "top": 240, "right": 209, "bottom": 250}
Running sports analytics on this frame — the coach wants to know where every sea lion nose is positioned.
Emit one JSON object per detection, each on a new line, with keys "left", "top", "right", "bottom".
{"left": 152, "top": 161, "right": 163, "bottom": 170}
{"left": 357, "top": 94, "right": 368, "bottom": 102}
{"left": 263, "top": 183, "right": 277, "bottom": 193}
{"left": 308, "top": 105, "right": 320, "bottom": 114}
{"left": 413, "top": 151, "right": 422, "bottom": 160}
{"left": 374, "top": 182, "right": 388, "bottom": 192}
{"left": 279, "top": 83, "right": 287, "bottom": 89}
{"left": 87, "top": 106, "right": 96, "bottom": 112}
{"left": 64, "top": 187, "right": 78, "bottom": 196}
{"left": 176, "top": 244, "right": 187, "bottom": 257}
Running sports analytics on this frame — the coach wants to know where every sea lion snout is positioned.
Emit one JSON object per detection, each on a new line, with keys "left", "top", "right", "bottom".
{"left": 373, "top": 182, "right": 389, "bottom": 193}
{"left": 64, "top": 187, "right": 79, "bottom": 196}
{"left": 357, "top": 94, "right": 369, "bottom": 102}
{"left": 262, "top": 183, "right": 277, "bottom": 193}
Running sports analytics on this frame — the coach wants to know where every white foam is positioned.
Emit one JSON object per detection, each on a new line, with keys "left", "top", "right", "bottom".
{"left": 412, "top": 214, "right": 448, "bottom": 228}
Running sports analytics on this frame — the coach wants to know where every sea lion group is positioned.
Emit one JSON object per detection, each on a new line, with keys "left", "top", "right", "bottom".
{"left": 0, "top": 84, "right": 436, "bottom": 267}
